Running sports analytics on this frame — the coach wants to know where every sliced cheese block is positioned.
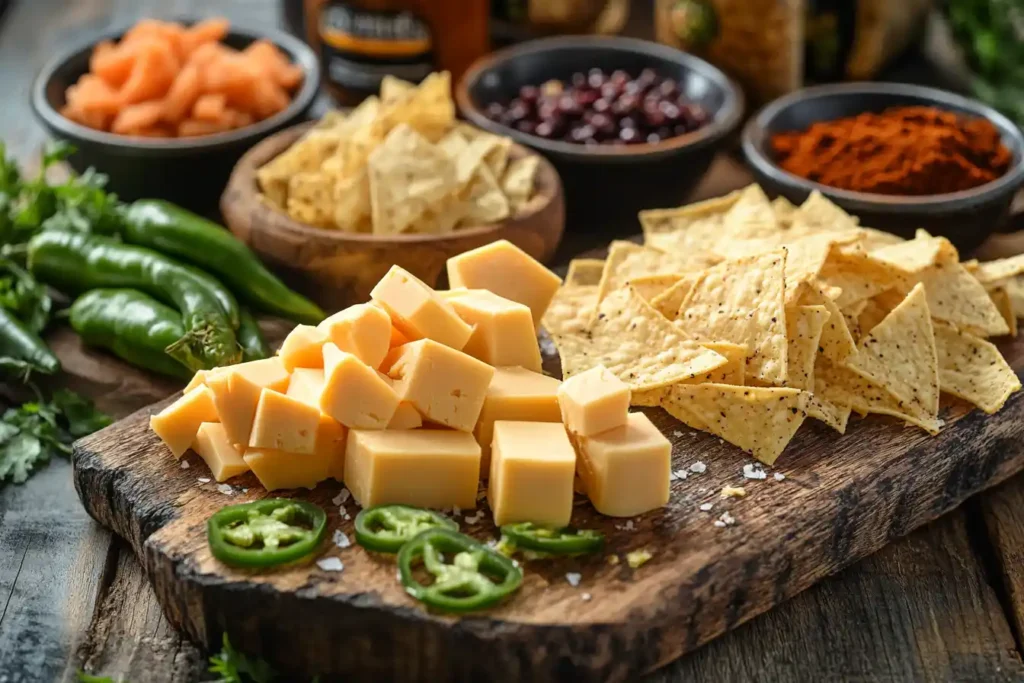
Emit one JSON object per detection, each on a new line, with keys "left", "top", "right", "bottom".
{"left": 557, "top": 364, "right": 630, "bottom": 437}
{"left": 345, "top": 429, "right": 481, "bottom": 509}
{"left": 249, "top": 389, "right": 322, "bottom": 454}
{"left": 488, "top": 421, "right": 575, "bottom": 527}
{"left": 385, "top": 339, "right": 494, "bottom": 431}
{"left": 370, "top": 265, "right": 472, "bottom": 350}
{"left": 192, "top": 422, "right": 249, "bottom": 482}
{"left": 474, "top": 367, "right": 561, "bottom": 475}
{"left": 445, "top": 239, "right": 562, "bottom": 327}
{"left": 243, "top": 447, "right": 331, "bottom": 491}
{"left": 321, "top": 343, "right": 400, "bottom": 429}
{"left": 575, "top": 412, "right": 670, "bottom": 517}
{"left": 317, "top": 303, "right": 391, "bottom": 370}
{"left": 286, "top": 368, "right": 326, "bottom": 408}
{"left": 211, "top": 358, "right": 291, "bottom": 448}
{"left": 447, "top": 289, "right": 543, "bottom": 372}
{"left": 150, "top": 385, "right": 220, "bottom": 459}
{"left": 388, "top": 402, "right": 423, "bottom": 430}
{"left": 278, "top": 325, "right": 328, "bottom": 371}
{"left": 317, "top": 413, "right": 347, "bottom": 482}
{"left": 183, "top": 367, "right": 228, "bottom": 393}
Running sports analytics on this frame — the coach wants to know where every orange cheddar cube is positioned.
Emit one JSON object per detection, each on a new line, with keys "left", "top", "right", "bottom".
{"left": 278, "top": 324, "right": 328, "bottom": 371}
{"left": 321, "top": 343, "right": 400, "bottom": 429}
{"left": 488, "top": 421, "right": 576, "bottom": 527}
{"left": 474, "top": 367, "right": 561, "bottom": 475}
{"left": 243, "top": 447, "right": 331, "bottom": 491}
{"left": 317, "top": 413, "right": 347, "bottom": 482}
{"left": 249, "top": 389, "right": 322, "bottom": 454}
{"left": 447, "top": 290, "right": 542, "bottom": 372}
{"left": 192, "top": 422, "right": 249, "bottom": 481}
{"left": 150, "top": 385, "right": 220, "bottom": 458}
{"left": 388, "top": 402, "right": 423, "bottom": 430}
{"left": 285, "top": 367, "right": 325, "bottom": 408}
{"left": 210, "top": 358, "right": 290, "bottom": 447}
{"left": 557, "top": 364, "right": 630, "bottom": 437}
{"left": 370, "top": 265, "right": 472, "bottom": 350}
{"left": 317, "top": 303, "right": 391, "bottom": 369}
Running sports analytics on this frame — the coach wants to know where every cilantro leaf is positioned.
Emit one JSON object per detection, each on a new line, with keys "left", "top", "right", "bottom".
{"left": 209, "top": 634, "right": 277, "bottom": 683}
{"left": 0, "top": 256, "right": 51, "bottom": 334}
{"left": 0, "top": 432, "right": 47, "bottom": 484}
{"left": 51, "top": 388, "right": 112, "bottom": 437}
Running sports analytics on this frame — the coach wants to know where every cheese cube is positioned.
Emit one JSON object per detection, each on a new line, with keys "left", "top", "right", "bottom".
{"left": 488, "top": 421, "right": 576, "bottom": 527}
{"left": 447, "top": 290, "right": 543, "bottom": 372}
{"left": 278, "top": 325, "right": 328, "bottom": 371}
{"left": 445, "top": 240, "right": 562, "bottom": 327}
{"left": 317, "top": 303, "right": 391, "bottom": 370}
{"left": 243, "top": 447, "right": 331, "bottom": 491}
{"left": 475, "top": 367, "right": 561, "bottom": 475}
{"left": 388, "top": 402, "right": 423, "bottom": 430}
{"left": 321, "top": 343, "right": 400, "bottom": 429}
{"left": 385, "top": 339, "right": 494, "bottom": 431}
{"left": 576, "top": 412, "right": 670, "bottom": 517}
{"left": 209, "top": 358, "right": 290, "bottom": 447}
{"left": 345, "top": 429, "right": 481, "bottom": 509}
{"left": 557, "top": 364, "right": 630, "bottom": 437}
{"left": 317, "top": 413, "right": 347, "bottom": 481}
{"left": 150, "top": 385, "right": 220, "bottom": 458}
{"left": 193, "top": 422, "right": 249, "bottom": 481}
{"left": 389, "top": 324, "right": 410, "bottom": 349}
{"left": 370, "top": 265, "right": 472, "bottom": 350}
{"left": 184, "top": 367, "right": 228, "bottom": 393}
{"left": 285, "top": 368, "right": 325, "bottom": 408}
{"left": 249, "top": 389, "right": 322, "bottom": 454}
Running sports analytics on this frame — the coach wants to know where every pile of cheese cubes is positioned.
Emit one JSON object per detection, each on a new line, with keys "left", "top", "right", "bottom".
{"left": 150, "top": 240, "right": 671, "bottom": 526}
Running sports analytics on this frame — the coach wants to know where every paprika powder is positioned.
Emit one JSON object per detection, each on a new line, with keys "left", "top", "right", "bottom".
{"left": 770, "top": 106, "right": 1012, "bottom": 196}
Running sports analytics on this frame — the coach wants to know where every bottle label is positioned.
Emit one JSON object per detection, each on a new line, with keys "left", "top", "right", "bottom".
{"left": 318, "top": 2, "right": 434, "bottom": 93}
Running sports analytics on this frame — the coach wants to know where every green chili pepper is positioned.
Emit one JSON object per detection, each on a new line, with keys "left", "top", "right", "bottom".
{"left": 183, "top": 264, "right": 240, "bottom": 329}
{"left": 354, "top": 504, "right": 458, "bottom": 553}
{"left": 122, "top": 200, "right": 326, "bottom": 324}
{"left": 237, "top": 308, "right": 270, "bottom": 361}
{"left": 207, "top": 499, "right": 327, "bottom": 569}
{"left": 500, "top": 522, "right": 605, "bottom": 555}
{"left": 69, "top": 289, "right": 192, "bottom": 379}
{"left": 27, "top": 231, "right": 240, "bottom": 371}
{"left": 398, "top": 528, "right": 523, "bottom": 612}
{"left": 0, "top": 305, "right": 60, "bottom": 377}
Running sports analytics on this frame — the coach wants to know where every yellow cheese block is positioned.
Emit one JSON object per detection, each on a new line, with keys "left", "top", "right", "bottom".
{"left": 278, "top": 324, "right": 328, "bottom": 371}
{"left": 385, "top": 339, "right": 494, "bottom": 432}
{"left": 488, "top": 421, "right": 575, "bottom": 527}
{"left": 211, "top": 358, "right": 291, "bottom": 448}
{"left": 317, "top": 303, "right": 392, "bottom": 370}
{"left": 475, "top": 367, "right": 561, "bottom": 475}
{"left": 388, "top": 402, "right": 423, "bottom": 430}
{"left": 183, "top": 367, "right": 229, "bottom": 393}
{"left": 321, "top": 343, "right": 400, "bottom": 429}
{"left": 445, "top": 239, "right": 562, "bottom": 327}
{"left": 192, "top": 422, "right": 249, "bottom": 482}
{"left": 389, "top": 325, "right": 410, "bottom": 350}
{"left": 150, "top": 385, "right": 220, "bottom": 458}
{"left": 345, "top": 429, "right": 481, "bottom": 509}
{"left": 576, "top": 412, "right": 670, "bottom": 517}
{"left": 243, "top": 447, "right": 331, "bottom": 491}
{"left": 249, "top": 389, "right": 322, "bottom": 454}
{"left": 447, "top": 290, "right": 543, "bottom": 372}
{"left": 370, "top": 265, "right": 472, "bottom": 350}
{"left": 285, "top": 368, "right": 325, "bottom": 408}
{"left": 557, "top": 364, "right": 630, "bottom": 437}
{"left": 317, "top": 413, "right": 347, "bottom": 482}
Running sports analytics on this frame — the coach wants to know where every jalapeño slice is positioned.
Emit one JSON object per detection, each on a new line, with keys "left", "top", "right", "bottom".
{"left": 354, "top": 504, "right": 458, "bottom": 553}
{"left": 207, "top": 499, "right": 327, "bottom": 568}
{"left": 500, "top": 522, "right": 605, "bottom": 555}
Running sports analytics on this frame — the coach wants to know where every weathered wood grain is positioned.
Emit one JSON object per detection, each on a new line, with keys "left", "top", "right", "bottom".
{"left": 981, "top": 476, "right": 1024, "bottom": 648}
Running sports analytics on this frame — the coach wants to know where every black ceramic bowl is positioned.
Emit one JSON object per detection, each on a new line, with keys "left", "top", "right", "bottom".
{"left": 742, "top": 82, "right": 1024, "bottom": 253}
{"left": 457, "top": 36, "right": 743, "bottom": 230}
{"left": 31, "top": 22, "right": 319, "bottom": 212}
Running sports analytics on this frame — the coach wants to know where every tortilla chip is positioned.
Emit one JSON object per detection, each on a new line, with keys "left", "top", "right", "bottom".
{"left": 803, "top": 393, "right": 851, "bottom": 433}
{"left": 933, "top": 322, "right": 1020, "bottom": 413}
{"left": 815, "top": 358, "right": 941, "bottom": 434}
{"left": 1005, "top": 276, "right": 1024, "bottom": 318}
{"left": 380, "top": 75, "right": 415, "bottom": 103}
{"left": 331, "top": 168, "right": 371, "bottom": 232}
{"left": 911, "top": 260, "right": 1008, "bottom": 336}
{"left": 541, "top": 286, "right": 597, "bottom": 337}
{"left": 855, "top": 295, "right": 895, "bottom": 339}
{"left": 675, "top": 249, "right": 789, "bottom": 385}
{"left": 631, "top": 341, "right": 747, "bottom": 406}
{"left": 841, "top": 299, "right": 867, "bottom": 340}
{"left": 661, "top": 384, "right": 805, "bottom": 465}
{"left": 844, "top": 283, "right": 939, "bottom": 421}
{"left": 871, "top": 233, "right": 956, "bottom": 273}
{"left": 972, "top": 254, "right": 1024, "bottom": 284}
{"left": 789, "top": 191, "right": 859, "bottom": 233}
{"left": 797, "top": 280, "right": 858, "bottom": 363}
{"left": 649, "top": 272, "right": 701, "bottom": 319}
{"left": 771, "top": 195, "right": 797, "bottom": 225}
{"left": 376, "top": 71, "right": 454, "bottom": 142}
{"left": 628, "top": 274, "right": 683, "bottom": 305}
{"left": 552, "top": 286, "right": 727, "bottom": 391}
{"left": 459, "top": 163, "right": 510, "bottom": 224}
{"left": 819, "top": 248, "right": 905, "bottom": 308}
{"left": 639, "top": 191, "right": 741, "bottom": 252}
{"left": 565, "top": 259, "right": 605, "bottom": 287}
{"left": 990, "top": 286, "right": 1018, "bottom": 337}
{"left": 594, "top": 241, "right": 710, "bottom": 310}
{"left": 785, "top": 304, "right": 830, "bottom": 390}
{"left": 285, "top": 171, "right": 336, "bottom": 228}
{"left": 502, "top": 156, "right": 538, "bottom": 208}
{"left": 722, "top": 184, "right": 779, "bottom": 240}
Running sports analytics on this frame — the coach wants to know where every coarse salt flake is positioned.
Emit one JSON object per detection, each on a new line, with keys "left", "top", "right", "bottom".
{"left": 719, "top": 511, "right": 736, "bottom": 526}
{"left": 216, "top": 483, "right": 234, "bottom": 496}
{"left": 197, "top": 477, "right": 211, "bottom": 484}
{"left": 699, "top": 502, "right": 714, "bottom": 512}
{"left": 333, "top": 530, "right": 351, "bottom": 549}
{"left": 332, "top": 489, "right": 351, "bottom": 506}
{"left": 180, "top": 460, "right": 190, "bottom": 469}
{"left": 672, "top": 430, "right": 684, "bottom": 438}
{"left": 565, "top": 572, "right": 582, "bottom": 587}
{"left": 581, "top": 592, "right": 592, "bottom": 601}
{"left": 743, "top": 463, "right": 767, "bottom": 480}
{"left": 317, "top": 557, "right": 344, "bottom": 572}
{"left": 774, "top": 472, "right": 786, "bottom": 481}
{"left": 689, "top": 461, "right": 707, "bottom": 474}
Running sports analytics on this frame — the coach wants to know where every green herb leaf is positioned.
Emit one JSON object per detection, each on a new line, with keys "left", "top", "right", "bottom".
{"left": 75, "top": 671, "right": 119, "bottom": 683}
{"left": 0, "top": 432, "right": 47, "bottom": 484}
{"left": 51, "top": 388, "right": 112, "bottom": 437}
{"left": 0, "top": 256, "right": 51, "bottom": 333}
{"left": 209, "top": 633, "right": 277, "bottom": 683}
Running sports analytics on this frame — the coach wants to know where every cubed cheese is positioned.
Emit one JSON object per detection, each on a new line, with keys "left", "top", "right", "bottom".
{"left": 321, "top": 343, "right": 400, "bottom": 429}
{"left": 370, "top": 265, "right": 472, "bottom": 350}
{"left": 389, "top": 324, "right": 410, "bottom": 349}
{"left": 445, "top": 239, "right": 562, "bottom": 326}
{"left": 249, "top": 389, "right": 322, "bottom": 454}
{"left": 576, "top": 412, "right": 670, "bottom": 517}
{"left": 183, "top": 367, "right": 228, "bottom": 393}
{"left": 316, "top": 413, "right": 347, "bottom": 482}
{"left": 475, "top": 367, "right": 561, "bottom": 475}
{"left": 150, "top": 386, "right": 220, "bottom": 458}
{"left": 285, "top": 368, "right": 325, "bottom": 408}
{"left": 447, "top": 290, "right": 542, "bottom": 372}
{"left": 488, "top": 421, "right": 576, "bottom": 527}
{"left": 243, "top": 447, "right": 331, "bottom": 491}
{"left": 385, "top": 339, "right": 494, "bottom": 431}
{"left": 345, "top": 429, "right": 481, "bottom": 509}
{"left": 317, "top": 303, "right": 391, "bottom": 370}
{"left": 557, "top": 364, "right": 630, "bottom": 437}
{"left": 192, "top": 422, "right": 249, "bottom": 481}
{"left": 278, "top": 325, "right": 328, "bottom": 371}
{"left": 210, "top": 358, "right": 291, "bottom": 447}
{"left": 388, "top": 402, "right": 423, "bottom": 430}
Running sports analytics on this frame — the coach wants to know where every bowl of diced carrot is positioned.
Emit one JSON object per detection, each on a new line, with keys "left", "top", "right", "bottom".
{"left": 31, "top": 17, "right": 320, "bottom": 211}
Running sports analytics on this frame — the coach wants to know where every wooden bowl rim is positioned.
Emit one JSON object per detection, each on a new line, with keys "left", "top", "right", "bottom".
{"left": 223, "top": 120, "right": 564, "bottom": 245}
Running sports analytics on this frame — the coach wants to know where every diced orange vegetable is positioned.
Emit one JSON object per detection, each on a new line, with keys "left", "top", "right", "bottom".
{"left": 188, "top": 41, "right": 229, "bottom": 68}
{"left": 65, "top": 75, "right": 121, "bottom": 116}
{"left": 118, "top": 42, "right": 177, "bottom": 106}
{"left": 227, "top": 109, "right": 254, "bottom": 128}
{"left": 244, "top": 39, "right": 304, "bottom": 89}
{"left": 122, "top": 19, "right": 186, "bottom": 61}
{"left": 180, "top": 18, "right": 230, "bottom": 56}
{"left": 192, "top": 93, "right": 227, "bottom": 122}
{"left": 161, "top": 63, "right": 203, "bottom": 124}
{"left": 61, "top": 103, "right": 110, "bottom": 131}
{"left": 90, "top": 40, "right": 137, "bottom": 89}
{"left": 177, "top": 118, "right": 232, "bottom": 137}
{"left": 111, "top": 100, "right": 165, "bottom": 135}
{"left": 131, "top": 124, "right": 175, "bottom": 138}
{"left": 249, "top": 79, "right": 290, "bottom": 119}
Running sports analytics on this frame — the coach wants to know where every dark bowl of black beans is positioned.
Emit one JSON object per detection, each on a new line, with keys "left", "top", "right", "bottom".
{"left": 457, "top": 35, "right": 744, "bottom": 231}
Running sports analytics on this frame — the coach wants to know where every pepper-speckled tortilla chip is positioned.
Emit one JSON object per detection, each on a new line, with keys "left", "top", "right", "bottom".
{"left": 803, "top": 392, "right": 851, "bottom": 433}
{"left": 649, "top": 272, "right": 701, "bottom": 320}
{"left": 565, "top": 259, "right": 605, "bottom": 287}
{"left": 675, "top": 249, "right": 789, "bottom": 385}
{"left": 870, "top": 230, "right": 956, "bottom": 273}
{"left": 595, "top": 241, "right": 713, "bottom": 310}
{"left": 973, "top": 253, "right": 1024, "bottom": 285}
{"left": 785, "top": 304, "right": 830, "bottom": 390}
{"left": 552, "top": 285, "right": 727, "bottom": 390}
{"left": 815, "top": 358, "right": 942, "bottom": 434}
{"left": 797, "top": 280, "right": 858, "bottom": 364}
{"left": 721, "top": 184, "right": 781, "bottom": 241}
{"left": 627, "top": 274, "right": 684, "bottom": 306}
{"left": 632, "top": 341, "right": 747, "bottom": 406}
{"left": 541, "top": 285, "right": 597, "bottom": 337}
{"left": 661, "top": 384, "right": 806, "bottom": 465}
{"left": 910, "top": 260, "right": 1008, "bottom": 337}
{"left": 818, "top": 248, "right": 905, "bottom": 309}
{"left": 639, "top": 191, "right": 741, "bottom": 252}
{"left": 933, "top": 322, "right": 1020, "bottom": 413}
{"left": 989, "top": 286, "right": 1017, "bottom": 338}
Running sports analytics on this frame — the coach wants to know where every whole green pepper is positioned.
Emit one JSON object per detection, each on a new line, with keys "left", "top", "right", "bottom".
{"left": 69, "top": 289, "right": 192, "bottom": 379}
{"left": 122, "top": 200, "right": 325, "bottom": 324}
{"left": 0, "top": 306, "right": 60, "bottom": 376}
{"left": 237, "top": 308, "right": 270, "bottom": 362}
{"left": 184, "top": 264, "right": 240, "bottom": 330}
{"left": 27, "top": 232, "right": 240, "bottom": 371}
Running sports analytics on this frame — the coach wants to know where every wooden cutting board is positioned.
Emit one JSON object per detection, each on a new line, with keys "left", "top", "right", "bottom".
{"left": 72, "top": 329, "right": 1024, "bottom": 683}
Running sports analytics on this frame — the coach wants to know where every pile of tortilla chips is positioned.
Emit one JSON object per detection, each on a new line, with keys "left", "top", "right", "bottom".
{"left": 256, "top": 72, "right": 538, "bottom": 235}
{"left": 544, "top": 184, "right": 1022, "bottom": 466}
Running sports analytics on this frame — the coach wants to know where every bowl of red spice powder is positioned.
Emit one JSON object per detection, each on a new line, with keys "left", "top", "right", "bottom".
{"left": 742, "top": 82, "right": 1024, "bottom": 252}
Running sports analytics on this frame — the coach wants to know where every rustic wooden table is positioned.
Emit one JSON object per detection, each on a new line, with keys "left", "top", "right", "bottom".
{"left": 2, "top": 2, "right": 1024, "bottom": 682}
